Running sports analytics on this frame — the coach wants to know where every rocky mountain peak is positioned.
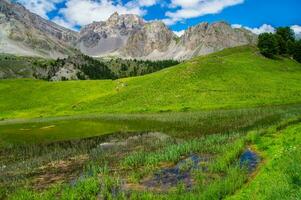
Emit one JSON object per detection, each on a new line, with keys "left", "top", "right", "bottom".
{"left": 122, "top": 20, "right": 176, "bottom": 57}
{"left": 179, "top": 21, "right": 257, "bottom": 53}
{"left": 108, "top": 12, "right": 119, "bottom": 21}
{"left": 106, "top": 12, "right": 144, "bottom": 29}
{"left": 145, "top": 21, "right": 168, "bottom": 30}
{"left": 78, "top": 12, "right": 145, "bottom": 56}
{"left": 0, "top": 0, "right": 78, "bottom": 58}
{"left": 1, "top": 1, "right": 257, "bottom": 60}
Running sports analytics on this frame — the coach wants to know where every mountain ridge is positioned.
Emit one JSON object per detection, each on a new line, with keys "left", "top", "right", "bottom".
{"left": 78, "top": 12, "right": 257, "bottom": 60}
{"left": 0, "top": 0, "right": 79, "bottom": 58}
{"left": 0, "top": 0, "right": 257, "bottom": 60}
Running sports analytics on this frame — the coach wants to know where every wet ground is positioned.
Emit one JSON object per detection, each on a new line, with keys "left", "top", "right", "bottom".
{"left": 1, "top": 131, "right": 262, "bottom": 195}
{"left": 239, "top": 149, "right": 260, "bottom": 173}
{"left": 142, "top": 154, "right": 210, "bottom": 190}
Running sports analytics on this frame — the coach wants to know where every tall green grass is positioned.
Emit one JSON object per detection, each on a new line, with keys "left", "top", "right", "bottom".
{"left": 4, "top": 118, "right": 301, "bottom": 200}
{"left": 1, "top": 104, "right": 301, "bottom": 147}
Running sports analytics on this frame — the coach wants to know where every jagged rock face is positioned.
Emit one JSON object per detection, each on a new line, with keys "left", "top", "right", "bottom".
{"left": 0, "top": 0, "right": 78, "bottom": 58}
{"left": 180, "top": 22, "right": 210, "bottom": 50}
{"left": 0, "top": 1, "right": 257, "bottom": 60}
{"left": 122, "top": 21, "right": 176, "bottom": 57}
{"left": 180, "top": 22, "right": 257, "bottom": 57}
{"left": 79, "top": 15, "right": 256, "bottom": 60}
{"left": 78, "top": 12, "right": 145, "bottom": 56}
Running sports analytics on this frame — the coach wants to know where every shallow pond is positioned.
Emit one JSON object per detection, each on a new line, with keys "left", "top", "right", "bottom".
{"left": 240, "top": 149, "right": 260, "bottom": 173}
{"left": 141, "top": 154, "right": 211, "bottom": 191}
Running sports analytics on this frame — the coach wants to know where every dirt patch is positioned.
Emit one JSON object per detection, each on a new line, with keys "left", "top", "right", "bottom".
{"left": 32, "top": 154, "right": 89, "bottom": 189}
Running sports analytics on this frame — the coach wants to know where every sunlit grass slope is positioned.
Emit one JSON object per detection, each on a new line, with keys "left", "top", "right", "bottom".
{"left": 1, "top": 46, "right": 301, "bottom": 119}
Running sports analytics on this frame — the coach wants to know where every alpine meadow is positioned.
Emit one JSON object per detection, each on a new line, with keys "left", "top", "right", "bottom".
{"left": 1, "top": 0, "right": 301, "bottom": 199}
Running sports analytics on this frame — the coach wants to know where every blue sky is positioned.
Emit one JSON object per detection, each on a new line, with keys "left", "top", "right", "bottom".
{"left": 15, "top": 0, "right": 301, "bottom": 36}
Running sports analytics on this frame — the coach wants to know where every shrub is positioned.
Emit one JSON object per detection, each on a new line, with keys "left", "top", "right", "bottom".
{"left": 258, "top": 33, "right": 279, "bottom": 58}
{"left": 293, "top": 40, "right": 301, "bottom": 63}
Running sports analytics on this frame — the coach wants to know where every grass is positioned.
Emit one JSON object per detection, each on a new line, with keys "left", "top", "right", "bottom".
{"left": 1, "top": 104, "right": 301, "bottom": 147}
{"left": 2, "top": 46, "right": 301, "bottom": 199}
{"left": 228, "top": 120, "right": 301, "bottom": 200}
{"left": 1, "top": 111, "right": 301, "bottom": 199}
{"left": 122, "top": 133, "right": 243, "bottom": 168}
{"left": 0, "top": 54, "right": 49, "bottom": 79}
{"left": 1, "top": 46, "right": 301, "bottom": 119}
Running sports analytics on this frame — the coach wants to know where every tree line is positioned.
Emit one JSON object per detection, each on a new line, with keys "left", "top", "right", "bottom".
{"left": 258, "top": 27, "right": 301, "bottom": 63}
{"left": 33, "top": 54, "right": 180, "bottom": 81}
{"left": 100, "top": 58, "right": 180, "bottom": 78}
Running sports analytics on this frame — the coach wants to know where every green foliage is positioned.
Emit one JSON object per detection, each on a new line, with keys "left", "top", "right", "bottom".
{"left": 293, "top": 40, "right": 301, "bottom": 63}
{"left": 79, "top": 55, "right": 116, "bottom": 80}
{"left": 61, "top": 177, "right": 100, "bottom": 200}
{"left": 30, "top": 54, "right": 179, "bottom": 81}
{"left": 286, "top": 39, "right": 296, "bottom": 55}
{"left": 0, "top": 54, "right": 51, "bottom": 79}
{"left": 275, "top": 27, "right": 295, "bottom": 55}
{"left": 276, "top": 27, "right": 295, "bottom": 43}
{"left": 123, "top": 133, "right": 242, "bottom": 168}
{"left": 98, "top": 58, "right": 180, "bottom": 78}
{"left": 258, "top": 33, "right": 279, "bottom": 58}
{"left": 275, "top": 34, "right": 287, "bottom": 55}
{"left": 258, "top": 27, "right": 301, "bottom": 63}
{"left": 42, "top": 54, "right": 116, "bottom": 80}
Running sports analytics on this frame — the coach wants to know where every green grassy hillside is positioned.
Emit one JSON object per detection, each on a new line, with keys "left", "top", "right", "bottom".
{"left": 0, "top": 54, "right": 47, "bottom": 79}
{"left": 1, "top": 46, "right": 301, "bottom": 119}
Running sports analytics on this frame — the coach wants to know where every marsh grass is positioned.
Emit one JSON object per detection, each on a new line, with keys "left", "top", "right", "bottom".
{"left": 1, "top": 106, "right": 301, "bottom": 199}
{"left": 1, "top": 103, "right": 301, "bottom": 147}
{"left": 122, "top": 133, "right": 242, "bottom": 168}
{"left": 4, "top": 120, "right": 301, "bottom": 200}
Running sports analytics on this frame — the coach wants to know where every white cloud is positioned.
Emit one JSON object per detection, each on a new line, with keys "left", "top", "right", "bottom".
{"left": 137, "top": 0, "right": 159, "bottom": 7}
{"left": 52, "top": 16, "right": 77, "bottom": 31}
{"left": 231, "top": 24, "right": 242, "bottom": 29}
{"left": 291, "top": 25, "right": 301, "bottom": 39}
{"left": 173, "top": 30, "right": 185, "bottom": 37}
{"left": 291, "top": 25, "right": 301, "bottom": 33}
{"left": 231, "top": 24, "right": 301, "bottom": 38}
{"left": 164, "top": 0, "right": 244, "bottom": 25}
{"left": 245, "top": 24, "right": 276, "bottom": 35}
{"left": 16, "top": 0, "right": 64, "bottom": 19}
{"left": 232, "top": 24, "right": 275, "bottom": 34}
{"left": 16, "top": 0, "right": 160, "bottom": 29}
{"left": 57, "top": 0, "right": 146, "bottom": 28}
